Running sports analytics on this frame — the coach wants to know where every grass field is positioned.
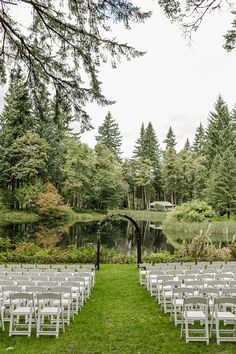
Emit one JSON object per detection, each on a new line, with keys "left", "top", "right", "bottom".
{"left": 0, "top": 265, "right": 236, "bottom": 354}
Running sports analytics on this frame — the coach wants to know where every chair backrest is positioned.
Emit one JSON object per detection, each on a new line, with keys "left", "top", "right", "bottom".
{"left": 10, "top": 292, "right": 33, "bottom": 301}
{"left": 37, "top": 292, "right": 61, "bottom": 301}
{"left": 172, "top": 287, "right": 194, "bottom": 297}
{"left": 222, "top": 288, "right": 236, "bottom": 296}
{"left": 25, "top": 286, "right": 47, "bottom": 294}
{"left": 2, "top": 285, "right": 22, "bottom": 293}
{"left": 198, "top": 287, "right": 219, "bottom": 297}
{"left": 214, "top": 296, "right": 236, "bottom": 306}
{"left": 50, "top": 286, "right": 71, "bottom": 294}
{"left": 184, "top": 296, "right": 208, "bottom": 306}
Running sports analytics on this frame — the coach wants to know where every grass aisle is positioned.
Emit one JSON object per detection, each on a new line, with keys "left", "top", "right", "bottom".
{"left": 1, "top": 265, "right": 236, "bottom": 354}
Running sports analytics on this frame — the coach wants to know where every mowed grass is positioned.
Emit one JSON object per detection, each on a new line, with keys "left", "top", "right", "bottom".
{"left": 0, "top": 265, "right": 236, "bottom": 354}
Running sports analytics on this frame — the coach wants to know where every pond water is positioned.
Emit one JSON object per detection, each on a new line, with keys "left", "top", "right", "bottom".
{"left": 0, "top": 219, "right": 231, "bottom": 255}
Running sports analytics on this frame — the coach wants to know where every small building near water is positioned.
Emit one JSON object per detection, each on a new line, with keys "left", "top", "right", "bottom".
{"left": 150, "top": 201, "right": 175, "bottom": 211}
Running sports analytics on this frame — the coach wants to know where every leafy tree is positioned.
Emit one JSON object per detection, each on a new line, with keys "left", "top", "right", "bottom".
{"left": 163, "top": 126, "right": 177, "bottom": 150}
{"left": 206, "top": 149, "right": 236, "bottom": 218}
{"left": 122, "top": 159, "right": 138, "bottom": 209}
{"left": 161, "top": 147, "right": 179, "bottom": 204}
{"left": 16, "top": 180, "right": 44, "bottom": 210}
{"left": 37, "top": 182, "right": 70, "bottom": 219}
{"left": 192, "top": 123, "right": 205, "bottom": 155}
{"left": 96, "top": 112, "right": 122, "bottom": 160}
{"left": 93, "top": 144, "right": 128, "bottom": 209}
{"left": 134, "top": 159, "right": 154, "bottom": 210}
{"left": 62, "top": 139, "right": 96, "bottom": 208}
{"left": 205, "top": 95, "right": 234, "bottom": 168}
{"left": 0, "top": 1, "right": 150, "bottom": 127}
{"left": 167, "top": 199, "right": 214, "bottom": 222}
{"left": 9, "top": 132, "right": 48, "bottom": 182}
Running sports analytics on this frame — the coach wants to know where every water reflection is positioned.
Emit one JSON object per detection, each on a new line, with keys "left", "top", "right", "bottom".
{"left": 0, "top": 220, "right": 176, "bottom": 255}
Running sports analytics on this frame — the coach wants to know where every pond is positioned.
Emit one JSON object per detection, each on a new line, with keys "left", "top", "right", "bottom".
{"left": 0, "top": 219, "right": 232, "bottom": 255}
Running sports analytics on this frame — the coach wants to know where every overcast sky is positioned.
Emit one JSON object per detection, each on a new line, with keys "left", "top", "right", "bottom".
{"left": 75, "top": 0, "right": 236, "bottom": 157}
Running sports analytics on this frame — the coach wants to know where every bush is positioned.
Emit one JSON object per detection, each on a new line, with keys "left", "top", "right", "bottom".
{"left": 37, "top": 182, "right": 71, "bottom": 220}
{"left": 167, "top": 200, "right": 214, "bottom": 222}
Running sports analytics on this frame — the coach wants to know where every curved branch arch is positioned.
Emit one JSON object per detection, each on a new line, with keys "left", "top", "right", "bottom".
{"left": 96, "top": 213, "right": 142, "bottom": 269}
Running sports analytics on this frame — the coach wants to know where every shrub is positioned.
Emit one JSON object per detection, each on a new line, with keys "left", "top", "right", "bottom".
{"left": 37, "top": 182, "right": 71, "bottom": 220}
{"left": 167, "top": 200, "right": 214, "bottom": 222}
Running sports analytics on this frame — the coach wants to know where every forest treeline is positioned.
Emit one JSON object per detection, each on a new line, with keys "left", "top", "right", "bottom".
{"left": 0, "top": 71, "right": 236, "bottom": 217}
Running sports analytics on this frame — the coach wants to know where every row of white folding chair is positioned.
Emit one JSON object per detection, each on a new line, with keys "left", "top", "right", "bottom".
{"left": 0, "top": 285, "right": 81, "bottom": 328}
{"left": 170, "top": 285, "right": 236, "bottom": 327}
{"left": 180, "top": 296, "right": 236, "bottom": 345}
{"left": 8, "top": 292, "right": 65, "bottom": 337}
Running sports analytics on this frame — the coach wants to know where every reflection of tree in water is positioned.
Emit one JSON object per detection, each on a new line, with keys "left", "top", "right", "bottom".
{"left": 0, "top": 223, "right": 36, "bottom": 243}
{"left": 36, "top": 224, "right": 69, "bottom": 248}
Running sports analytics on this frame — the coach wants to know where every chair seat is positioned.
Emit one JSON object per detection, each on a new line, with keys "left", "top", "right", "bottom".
{"left": 215, "top": 312, "right": 236, "bottom": 320}
{"left": 164, "top": 291, "right": 172, "bottom": 297}
{"left": 185, "top": 311, "right": 206, "bottom": 320}
{"left": 13, "top": 307, "right": 32, "bottom": 315}
{"left": 40, "top": 307, "right": 61, "bottom": 315}
{"left": 175, "top": 299, "right": 183, "bottom": 306}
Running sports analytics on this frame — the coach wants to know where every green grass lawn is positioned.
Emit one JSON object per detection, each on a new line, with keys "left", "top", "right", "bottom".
{"left": 0, "top": 265, "right": 236, "bottom": 354}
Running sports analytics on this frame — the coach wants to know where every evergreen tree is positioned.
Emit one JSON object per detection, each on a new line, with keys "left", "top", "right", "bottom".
{"left": 192, "top": 123, "right": 205, "bottom": 155}
{"left": 184, "top": 138, "right": 191, "bottom": 151}
{"left": 133, "top": 123, "right": 146, "bottom": 159}
{"left": 206, "top": 149, "right": 236, "bottom": 218}
{"left": 163, "top": 126, "right": 177, "bottom": 150}
{"left": 0, "top": 71, "right": 34, "bottom": 208}
{"left": 142, "top": 122, "right": 162, "bottom": 199}
{"left": 96, "top": 112, "right": 122, "bottom": 160}
{"left": 205, "top": 95, "right": 234, "bottom": 168}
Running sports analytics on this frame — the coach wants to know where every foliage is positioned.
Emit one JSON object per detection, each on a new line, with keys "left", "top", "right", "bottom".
{"left": 16, "top": 180, "right": 44, "bottom": 210}
{"left": 0, "top": 1, "right": 151, "bottom": 126}
{"left": 37, "top": 182, "right": 71, "bottom": 220}
{"left": 167, "top": 200, "right": 214, "bottom": 222}
{"left": 178, "top": 231, "right": 232, "bottom": 262}
{"left": 206, "top": 149, "right": 236, "bottom": 218}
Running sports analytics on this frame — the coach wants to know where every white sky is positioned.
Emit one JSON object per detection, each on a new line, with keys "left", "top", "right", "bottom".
{"left": 75, "top": 0, "right": 236, "bottom": 157}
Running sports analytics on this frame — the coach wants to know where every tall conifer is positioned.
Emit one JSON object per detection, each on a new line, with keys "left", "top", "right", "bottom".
{"left": 96, "top": 112, "right": 122, "bottom": 160}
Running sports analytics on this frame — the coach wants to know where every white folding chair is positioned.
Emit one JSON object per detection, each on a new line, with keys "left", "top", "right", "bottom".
{"left": 181, "top": 296, "right": 209, "bottom": 344}
{"left": 50, "top": 286, "right": 73, "bottom": 324}
{"left": 36, "top": 293, "right": 64, "bottom": 338}
{"left": 210, "top": 297, "right": 236, "bottom": 344}
{"left": 9, "top": 292, "right": 35, "bottom": 336}
{"left": 171, "top": 287, "right": 194, "bottom": 326}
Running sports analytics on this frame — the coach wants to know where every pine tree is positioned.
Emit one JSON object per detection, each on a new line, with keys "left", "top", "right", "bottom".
{"left": 192, "top": 123, "right": 205, "bottom": 155}
{"left": 143, "top": 122, "right": 162, "bottom": 199}
{"left": 205, "top": 95, "right": 234, "bottom": 168}
{"left": 163, "top": 126, "right": 177, "bottom": 150}
{"left": 96, "top": 112, "right": 122, "bottom": 160}
{"left": 184, "top": 138, "right": 191, "bottom": 151}
{"left": 133, "top": 123, "right": 146, "bottom": 158}
{"left": 206, "top": 149, "right": 236, "bottom": 218}
{"left": 0, "top": 71, "right": 34, "bottom": 208}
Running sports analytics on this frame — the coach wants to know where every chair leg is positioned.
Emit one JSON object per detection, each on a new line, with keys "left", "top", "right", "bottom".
{"left": 216, "top": 318, "right": 220, "bottom": 345}
{"left": 205, "top": 319, "right": 209, "bottom": 345}
{"left": 185, "top": 317, "right": 189, "bottom": 343}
